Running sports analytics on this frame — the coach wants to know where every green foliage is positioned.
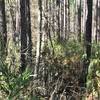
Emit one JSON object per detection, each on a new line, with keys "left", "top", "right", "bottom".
{"left": 87, "top": 43, "right": 100, "bottom": 95}
{"left": 91, "top": 42, "right": 100, "bottom": 59}
{"left": 52, "top": 39, "right": 83, "bottom": 58}
{"left": 70, "top": 0, "right": 75, "bottom": 5}
{"left": 44, "top": 40, "right": 100, "bottom": 99}
{"left": 0, "top": 60, "right": 32, "bottom": 99}
{"left": 41, "top": 39, "right": 84, "bottom": 97}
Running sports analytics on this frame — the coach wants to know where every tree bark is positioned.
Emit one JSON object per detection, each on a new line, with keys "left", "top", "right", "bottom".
{"left": 79, "top": 0, "right": 93, "bottom": 89}
{"left": 13, "top": 0, "right": 20, "bottom": 44}
{"left": 35, "top": 0, "right": 43, "bottom": 75}
{"left": 26, "top": 0, "right": 32, "bottom": 67}
{"left": 20, "top": 0, "right": 27, "bottom": 72}
{"left": 78, "top": 0, "right": 81, "bottom": 42}
{"left": 57, "top": 0, "right": 61, "bottom": 41}
{"left": 0, "top": 0, "right": 7, "bottom": 54}
{"left": 68, "top": 0, "right": 70, "bottom": 34}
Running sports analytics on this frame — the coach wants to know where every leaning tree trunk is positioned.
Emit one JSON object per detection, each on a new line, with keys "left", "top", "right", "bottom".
{"left": 0, "top": 0, "right": 7, "bottom": 57}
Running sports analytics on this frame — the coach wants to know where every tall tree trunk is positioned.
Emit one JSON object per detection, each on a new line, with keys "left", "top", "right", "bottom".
{"left": 63, "top": 0, "right": 66, "bottom": 40}
{"left": 57, "top": 0, "right": 61, "bottom": 41}
{"left": 0, "top": 0, "right": 7, "bottom": 55}
{"left": 68, "top": 0, "right": 70, "bottom": 34}
{"left": 86, "top": 0, "right": 93, "bottom": 59}
{"left": 52, "top": 0, "right": 56, "bottom": 37}
{"left": 60, "top": 0, "right": 64, "bottom": 40}
{"left": 82, "top": 0, "right": 87, "bottom": 34}
{"left": 60, "top": 0, "right": 66, "bottom": 40}
{"left": 95, "top": 0, "right": 98, "bottom": 43}
{"left": 74, "top": 0, "right": 77, "bottom": 34}
{"left": 20, "top": 0, "right": 27, "bottom": 72}
{"left": 13, "top": 0, "right": 20, "bottom": 45}
{"left": 65, "top": 0, "right": 68, "bottom": 39}
{"left": 15, "top": 0, "right": 20, "bottom": 34}
{"left": 79, "top": 0, "right": 93, "bottom": 90}
{"left": 35, "top": 0, "right": 43, "bottom": 75}
{"left": 26, "top": 0, "right": 32, "bottom": 67}
{"left": 98, "top": 0, "right": 100, "bottom": 41}
{"left": 78, "top": 0, "right": 81, "bottom": 42}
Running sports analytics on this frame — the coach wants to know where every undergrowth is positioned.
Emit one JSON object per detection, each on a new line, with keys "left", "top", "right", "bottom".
{"left": 0, "top": 39, "right": 100, "bottom": 99}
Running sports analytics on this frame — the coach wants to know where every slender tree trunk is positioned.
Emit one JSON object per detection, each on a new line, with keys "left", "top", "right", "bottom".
{"left": 57, "top": 0, "right": 61, "bottom": 41}
{"left": 0, "top": 0, "right": 7, "bottom": 52}
{"left": 60, "top": 0, "right": 65, "bottom": 40}
{"left": 52, "top": 0, "right": 56, "bottom": 37}
{"left": 68, "top": 0, "right": 70, "bottom": 34}
{"left": 35, "top": 0, "right": 43, "bottom": 75}
{"left": 65, "top": 0, "right": 68, "bottom": 39}
{"left": 0, "top": 0, "right": 7, "bottom": 59}
{"left": 60, "top": 0, "right": 64, "bottom": 39}
{"left": 13, "top": 0, "right": 20, "bottom": 45}
{"left": 83, "top": 0, "right": 87, "bottom": 34}
{"left": 78, "top": 0, "right": 81, "bottom": 42}
{"left": 98, "top": 0, "right": 100, "bottom": 41}
{"left": 63, "top": 0, "right": 65, "bottom": 39}
{"left": 95, "top": 0, "right": 98, "bottom": 43}
{"left": 74, "top": 0, "right": 77, "bottom": 34}
{"left": 15, "top": 0, "right": 20, "bottom": 34}
{"left": 26, "top": 0, "right": 32, "bottom": 66}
